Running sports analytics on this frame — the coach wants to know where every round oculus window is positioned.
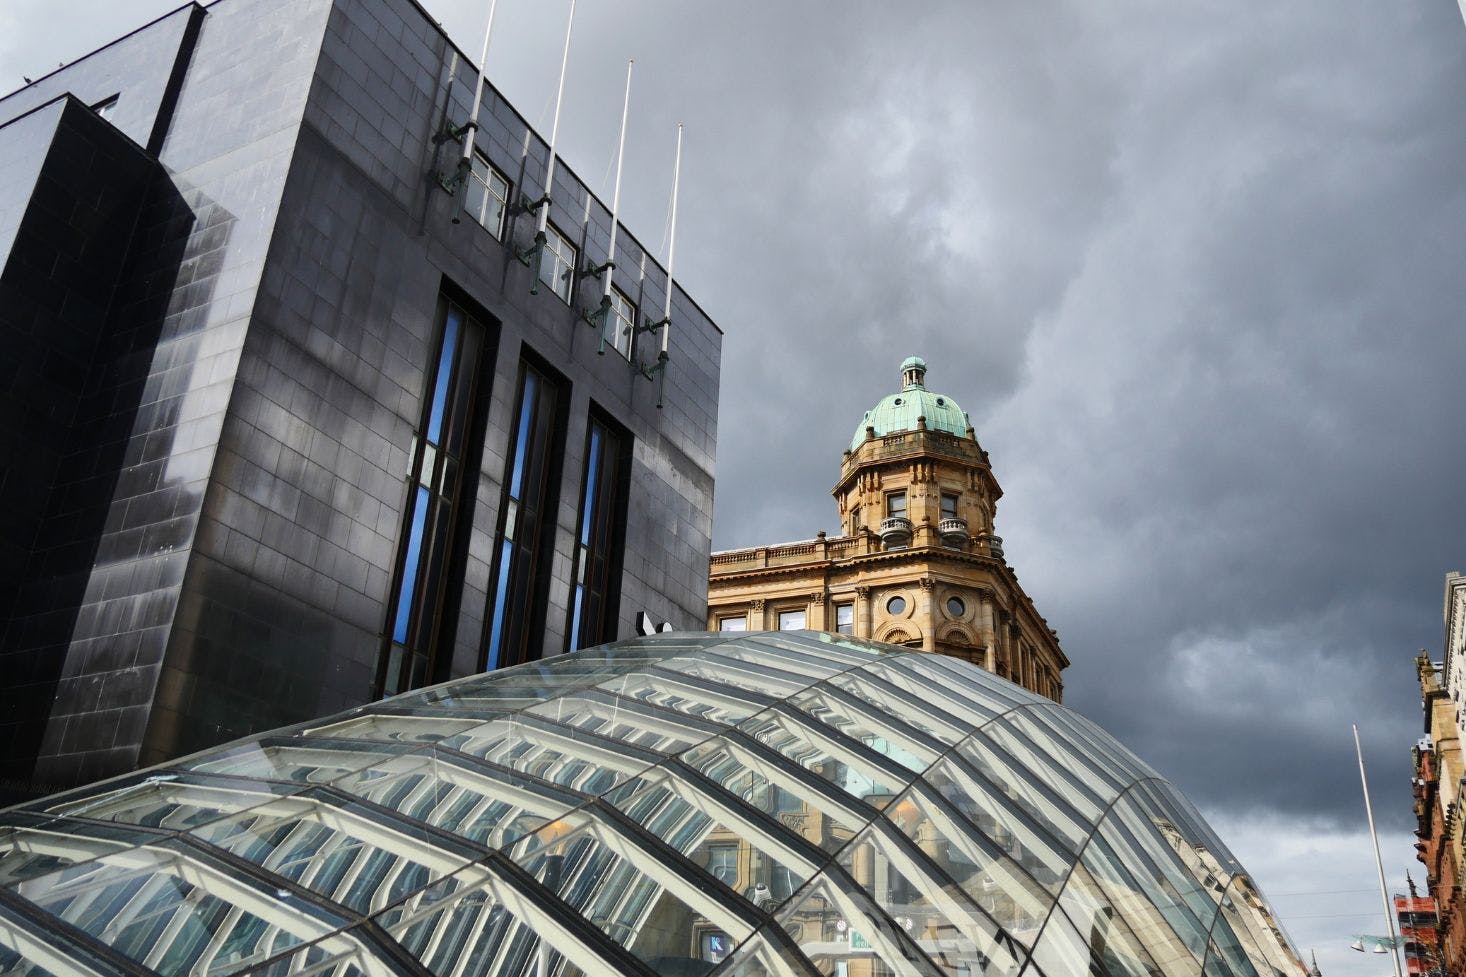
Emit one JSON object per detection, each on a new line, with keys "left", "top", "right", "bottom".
{"left": 946, "top": 596, "right": 965, "bottom": 617}
{"left": 936, "top": 397, "right": 945, "bottom": 406}
{"left": 886, "top": 595, "right": 907, "bottom": 615}
{"left": 893, "top": 397, "right": 903, "bottom": 406}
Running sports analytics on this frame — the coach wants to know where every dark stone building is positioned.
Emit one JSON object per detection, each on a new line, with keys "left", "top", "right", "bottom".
{"left": 0, "top": 0, "right": 721, "bottom": 796}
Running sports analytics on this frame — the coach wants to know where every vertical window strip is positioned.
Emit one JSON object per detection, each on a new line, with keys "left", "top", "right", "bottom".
{"left": 567, "top": 416, "right": 627, "bottom": 652}
{"left": 486, "top": 364, "right": 562, "bottom": 670}
{"left": 379, "top": 301, "right": 485, "bottom": 697}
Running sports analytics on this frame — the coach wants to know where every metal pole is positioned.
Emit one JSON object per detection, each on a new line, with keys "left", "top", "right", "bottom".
{"left": 537, "top": 0, "right": 577, "bottom": 237}
{"left": 1354, "top": 722, "right": 1405, "bottom": 977}
{"left": 660, "top": 123, "right": 683, "bottom": 355}
{"left": 603, "top": 59, "right": 633, "bottom": 300}
{"left": 458, "top": 0, "right": 499, "bottom": 168}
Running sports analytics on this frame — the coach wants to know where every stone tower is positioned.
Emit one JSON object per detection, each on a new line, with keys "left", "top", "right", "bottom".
{"left": 708, "top": 357, "right": 1067, "bottom": 701}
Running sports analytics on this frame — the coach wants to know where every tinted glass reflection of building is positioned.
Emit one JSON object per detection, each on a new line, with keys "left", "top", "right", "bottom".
{"left": 0, "top": 0, "right": 720, "bottom": 799}
{"left": 0, "top": 632, "right": 1307, "bottom": 976}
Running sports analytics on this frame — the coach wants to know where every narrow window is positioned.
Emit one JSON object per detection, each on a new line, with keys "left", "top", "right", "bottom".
{"left": 850, "top": 506, "right": 861, "bottom": 532}
{"left": 778, "top": 609, "right": 806, "bottom": 631}
{"left": 465, "top": 153, "right": 510, "bottom": 239}
{"left": 92, "top": 94, "right": 119, "bottom": 121}
{"left": 886, "top": 492, "right": 907, "bottom": 519}
{"left": 485, "top": 359, "right": 565, "bottom": 670}
{"left": 605, "top": 287, "right": 636, "bottom": 359}
{"left": 941, "top": 492, "right": 959, "bottom": 520}
{"left": 538, "top": 223, "right": 577, "bottom": 302}
{"left": 378, "top": 298, "right": 487, "bottom": 696}
{"left": 835, "top": 603, "right": 854, "bottom": 635}
{"left": 718, "top": 616, "right": 747, "bottom": 632}
{"left": 567, "top": 412, "right": 629, "bottom": 651}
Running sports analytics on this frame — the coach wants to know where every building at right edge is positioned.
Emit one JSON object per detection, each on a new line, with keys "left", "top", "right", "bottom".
{"left": 708, "top": 356, "right": 1066, "bottom": 701}
{"left": 1410, "top": 570, "right": 1466, "bottom": 976}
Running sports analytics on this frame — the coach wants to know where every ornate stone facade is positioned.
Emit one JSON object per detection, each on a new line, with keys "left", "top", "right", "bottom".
{"left": 708, "top": 358, "right": 1067, "bottom": 702}
{"left": 1412, "top": 571, "right": 1466, "bottom": 976}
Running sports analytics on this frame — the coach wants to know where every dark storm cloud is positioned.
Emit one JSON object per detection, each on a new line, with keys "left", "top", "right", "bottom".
{"left": 6, "top": 1, "right": 1465, "bottom": 969}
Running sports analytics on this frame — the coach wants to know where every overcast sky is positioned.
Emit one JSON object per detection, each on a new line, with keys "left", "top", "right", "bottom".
{"left": 5, "top": 1, "right": 1466, "bottom": 972}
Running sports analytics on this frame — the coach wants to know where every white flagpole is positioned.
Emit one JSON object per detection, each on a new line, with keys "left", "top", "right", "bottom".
{"left": 603, "top": 58, "right": 634, "bottom": 301}
{"left": 1354, "top": 723, "right": 1405, "bottom": 977}
{"left": 537, "top": 0, "right": 577, "bottom": 237}
{"left": 660, "top": 122, "right": 683, "bottom": 356}
{"left": 459, "top": 0, "right": 499, "bottom": 169}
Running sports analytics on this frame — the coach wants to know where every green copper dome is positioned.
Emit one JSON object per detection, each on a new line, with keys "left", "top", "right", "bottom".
{"left": 851, "top": 356, "right": 970, "bottom": 450}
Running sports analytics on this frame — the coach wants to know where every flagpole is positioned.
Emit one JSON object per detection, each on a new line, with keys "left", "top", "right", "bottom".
{"left": 459, "top": 0, "right": 499, "bottom": 170}
{"left": 603, "top": 58, "right": 633, "bottom": 301}
{"left": 660, "top": 122, "right": 683, "bottom": 356}
{"left": 537, "top": 0, "right": 577, "bottom": 238}
{"left": 1354, "top": 723, "right": 1404, "bottom": 977}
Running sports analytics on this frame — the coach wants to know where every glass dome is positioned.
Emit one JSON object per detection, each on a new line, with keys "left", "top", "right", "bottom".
{"left": 0, "top": 631, "right": 1302, "bottom": 977}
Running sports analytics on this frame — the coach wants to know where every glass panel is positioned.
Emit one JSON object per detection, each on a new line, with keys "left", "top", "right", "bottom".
{"left": 183, "top": 743, "right": 387, "bottom": 786}
{"left": 597, "top": 669, "right": 763, "bottom": 727}
{"left": 1052, "top": 862, "right": 1170, "bottom": 977}
{"left": 603, "top": 770, "right": 814, "bottom": 912}
{"left": 391, "top": 487, "right": 431, "bottom": 644}
{"left": 786, "top": 686, "right": 941, "bottom": 773}
{"left": 46, "top": 778, "right": 299, "bottom": 836}
{"left": 371, "top": 866, "right": 549, "bottom": 977}
{"left": 720, "top": 617, "right": 749, "bottom": 632}
{"left": 891, "top": 653, "right": 1036, "bottom": 718}
{"left": 772, "top": 874, "right": 932, "bottom": 977}
{"left": 508, "top": 809, "right": 754, "bottom": 973}
{"left": 680, "top": 736, "right": 866, "bottom": 855}
{"left": 11, "top": 844, "right": 338, "bottom": 975}
{"left": 425, "top": 308, "right": 461, "bottom": 446}
{"left": 778, "top": 611, "right": 806, "bottom": 632}
{"left": 441, "top": 717, "right": 655, "bottom": 797}
{"left": 820, "top": 663, "right": 968, "bottom": 747}
{"left": 0, "top": 822, "right": 140, "bottom": 888}
{"left": 325, "top": 749, "right": 569, "bottom": 851}
{"left": 835, "top": 604, "right": 853, "bottom": 635}
{"left": 305, "top": 714, "right": 486, "bottom": 745}
{"left": 234, "top": 935, "right": 373, "bottom": 977}
{"left": 525, "top": 691, "right": 713, "bottom": 755}
{"left": 835, "top": 823, "right": 1025, "bottom": 975}
{"left": 188, "top": 796, "right": 455, "bottom": 916}
{"left": 947, "top": 736, "right": 1090, "bottom": 857}
{"left": 736, "top": 709, "right": 910, "bottom": 811}
{"left": 882, "top": 777, "right": 1054, "bottom": 934}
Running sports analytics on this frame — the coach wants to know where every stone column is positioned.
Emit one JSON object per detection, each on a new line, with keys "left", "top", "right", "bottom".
{"left": 856, "top": 586, "right": 872, "bottom": 639}
{"left": 980, "top": 591, "right": 997, "bottom": 672}
{"left": 919, "top": 577, "right": 936, "bottom": 652}
{"left": 751, "top": 598, "right": 767, "bottom": 632}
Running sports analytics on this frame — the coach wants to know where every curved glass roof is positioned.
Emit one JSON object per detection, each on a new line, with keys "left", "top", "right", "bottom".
{"left": 0, "top": 632, "right": 1302, "bottom": 977}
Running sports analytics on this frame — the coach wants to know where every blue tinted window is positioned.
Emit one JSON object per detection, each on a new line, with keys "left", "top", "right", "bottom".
{"left": 426, "top": 309, "right": 461, "bottom": 446}
{"left": 392, "top": 487, "right": 431, "bottom": 644}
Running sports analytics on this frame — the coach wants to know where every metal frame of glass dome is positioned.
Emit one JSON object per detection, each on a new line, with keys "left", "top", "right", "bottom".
{"left": 0, "top": 632, "right": 1302, "bottom": 977}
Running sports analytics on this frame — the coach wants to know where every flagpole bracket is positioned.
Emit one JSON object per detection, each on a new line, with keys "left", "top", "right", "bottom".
{"left": 637, "top": 350, "right": 670, "bottom": 408}
{"left": 634, "top": 315, "right": 669, "bottom": 339}
{"left": 516, "top": 230, "right": 548, "bottom": 292}
{"left": 510, "top": 192, "right": 551, "bottom": 219}
{"left": 583, "top": 259, "right": 614, "bottom": 282}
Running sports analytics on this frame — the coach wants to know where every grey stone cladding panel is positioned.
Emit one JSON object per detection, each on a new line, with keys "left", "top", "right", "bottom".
{"left": 28, "top": 0, "right": 337, "bottom": 788}
{"left": 0, "top": 4, "right": 198, "bottom": 150}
